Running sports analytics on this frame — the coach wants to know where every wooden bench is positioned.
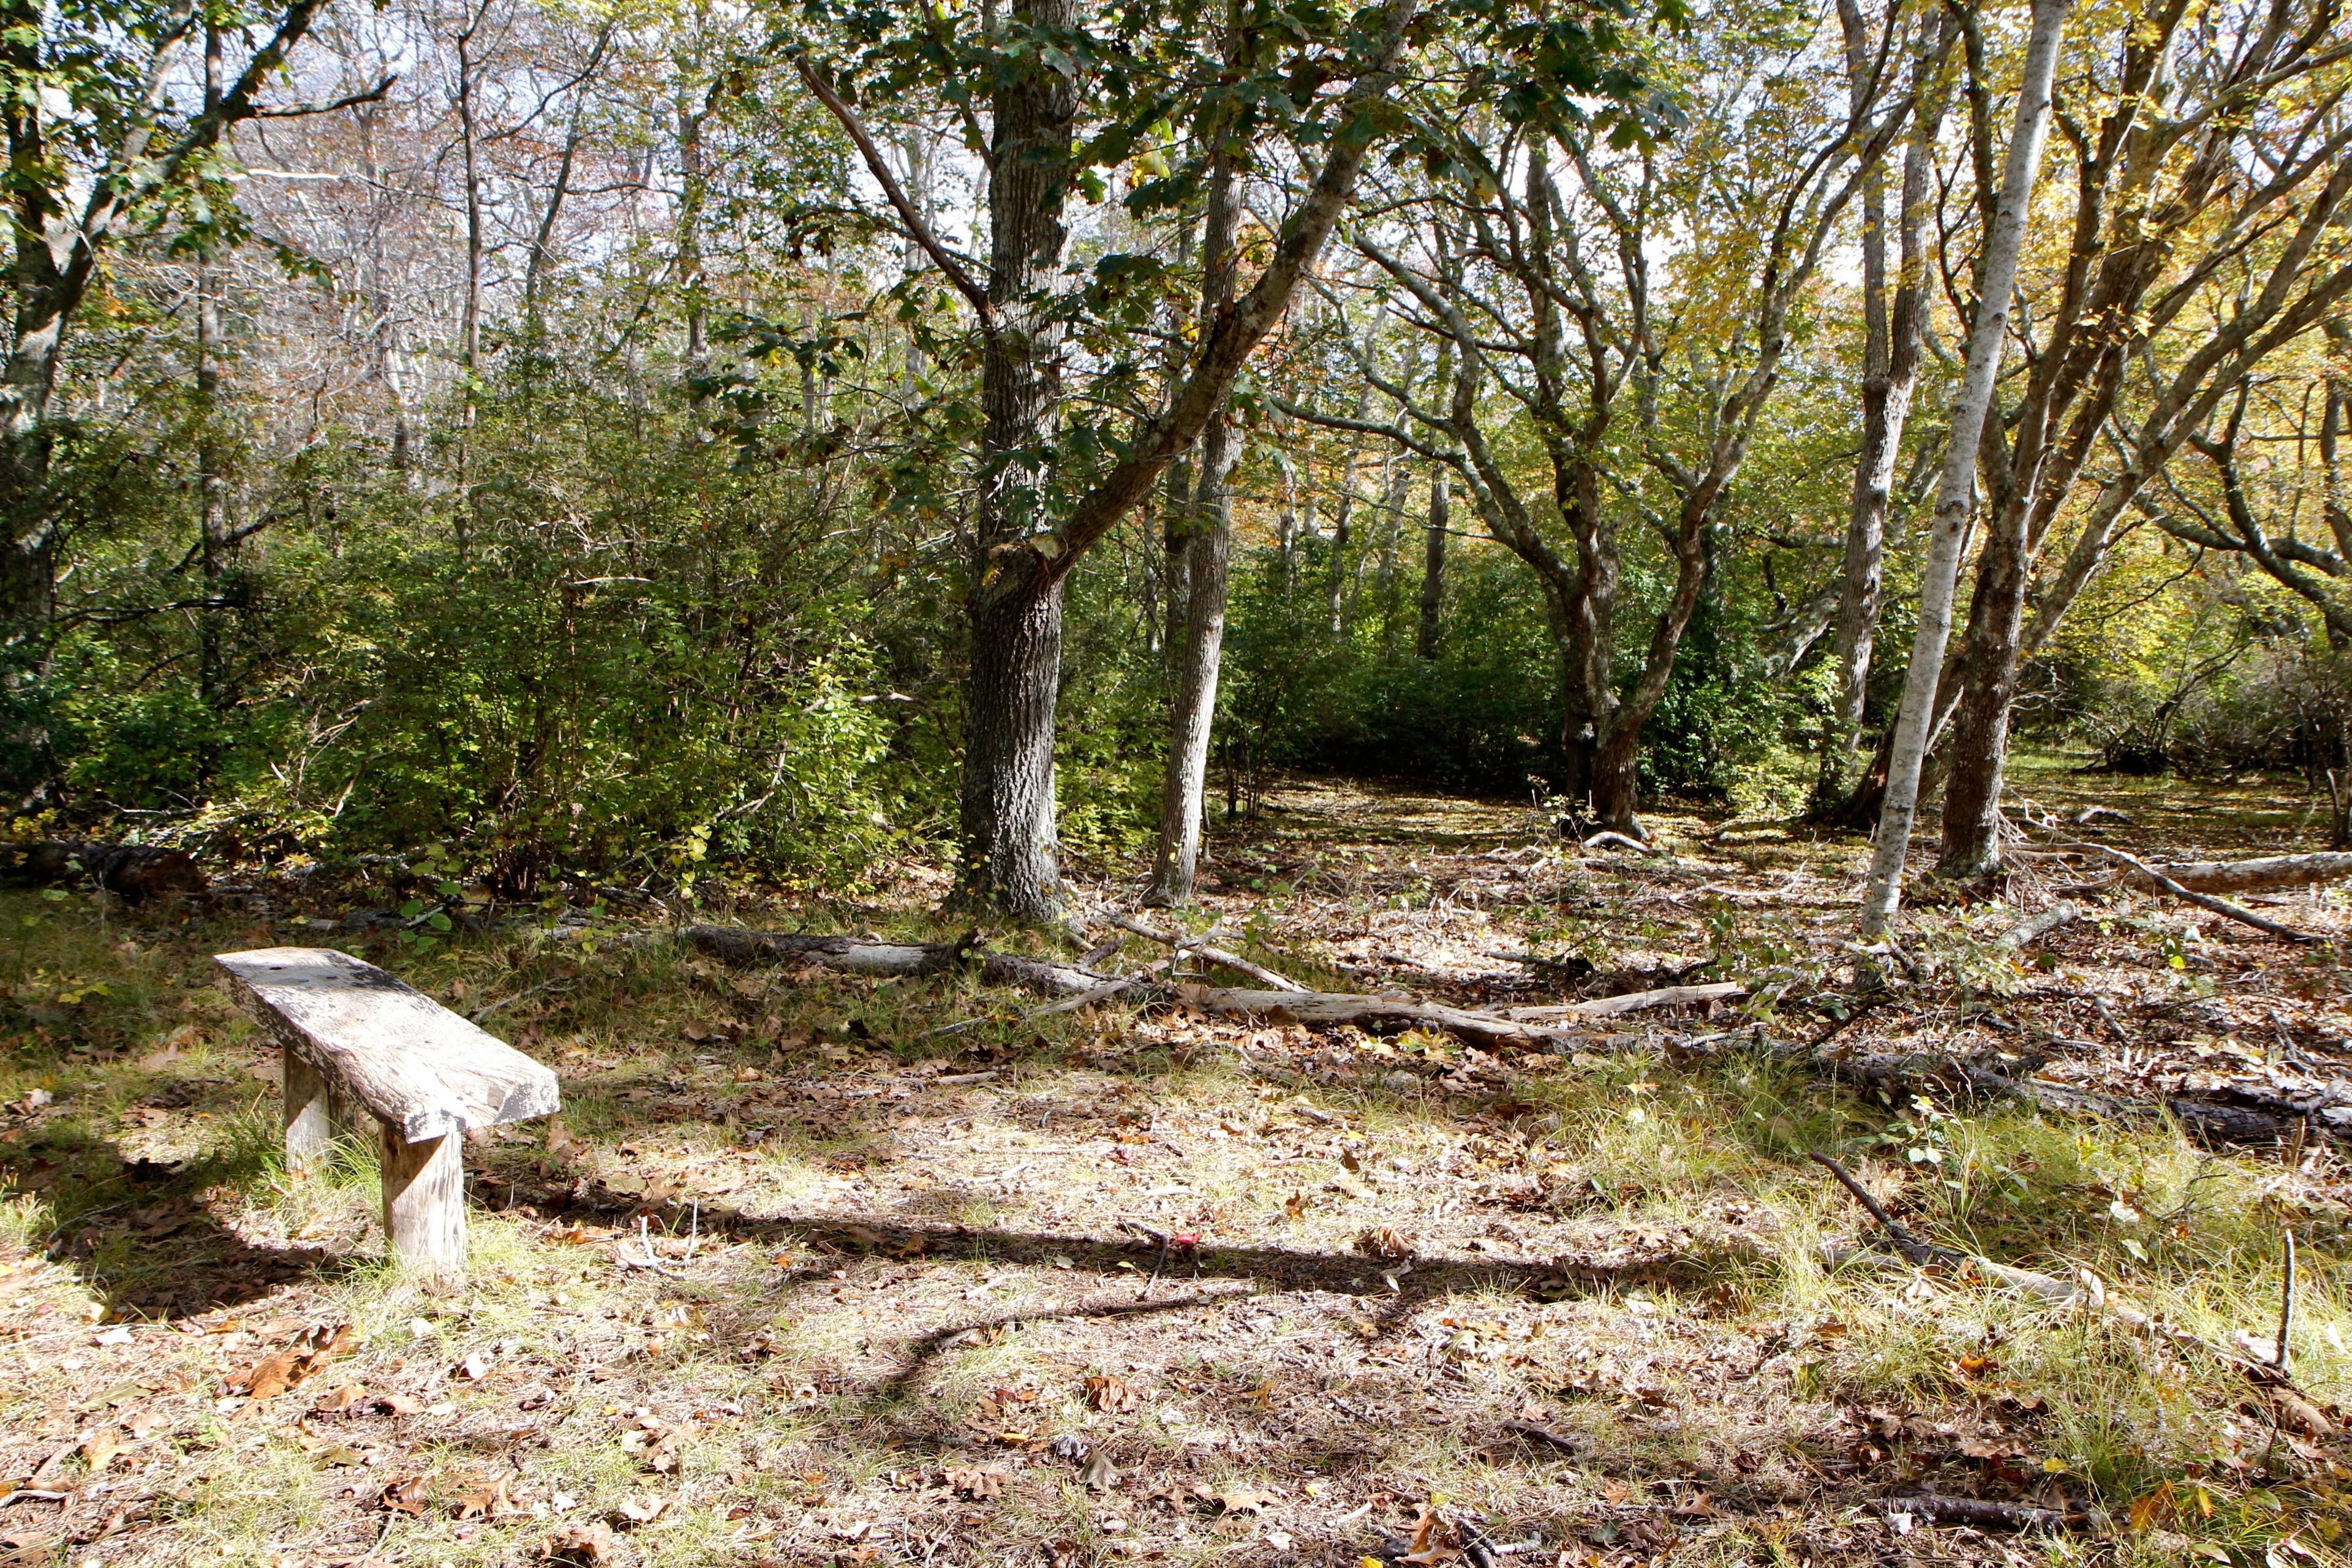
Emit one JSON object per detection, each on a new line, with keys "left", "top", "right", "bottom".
{"left": 215, "top": 947, "right": 561, "bottom": 1275}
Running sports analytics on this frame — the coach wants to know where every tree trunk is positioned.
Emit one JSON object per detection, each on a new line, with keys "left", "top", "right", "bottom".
{"left": 1860, "top": 0, "right": 2071, "bottom": 938}
{"left": 0, "top": 0, "right": 59, "bottom": 658}
{"left": 679, "top": 91, "right": 708, "bottom": 374}
{"left": 1822, "top": 5, "right": 1945, "bottom": 809}
{"left": 1327, "top": 447, "right": 1358, "bottom": 633}
{"left": 950, "top": 0, "right": 1080, "bottom": 921}
{"left": 1147, "top": 56, "right": 1242, "bottom": 908}
{"left": 454, "top": 1, "right": 489, "bottom": 554}
{"left": 196, "top": 248, "right": 231, "bottom": 767}
{"left": 1589, "top": 532, "right": 1709, "bottom": 831}
{"left": 1418, "top": 469, "right": 1447, "bottom": 658}
{"left": 2326, "top": 323, "right": 2350, "bottom": 564}
{"left": 959, "top": 578, "right": 1068, "bottom": 915}
{"left": 1937, "top": 505, "right": 2032, "bottom": 876}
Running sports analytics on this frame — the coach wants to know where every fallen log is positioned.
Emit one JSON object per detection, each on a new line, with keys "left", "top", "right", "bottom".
{"left": 1178, "top": 983, "right": 1561, "bottom": 1050}
{"left": 1175, "top": 979, "right": 1744, "bottom": 1051}
{"left": 1996, "top": 902, "right": 2079, "bottom": 950}
{"left": 0, "top": 839, "right": 207, "bottom": 901}
{"left": 1667, "top": 1028, "right": 2342, "bottom": 1150}
{"left": 2076, "top": 844, "right": 2323, "bottom": 944}
{"left": 685, "top": 925, "right": 968, "bottom": 975}
{"left": 1561, "top": 981, "right": 1743, "bottom": 1019}
{"left": 977, "top": 953, "right": 1114, "bottom": 997}
{"left": 687, "top": 925, "right": 1109, "bottom": 1000}
{"left": 2079, "top": 850, "right": 2352, "bottom": 897}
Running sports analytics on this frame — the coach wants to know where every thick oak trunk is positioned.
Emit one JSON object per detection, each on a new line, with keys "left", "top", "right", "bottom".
{"left": 957, "top": 576, "right": 1067, "bottom": 918}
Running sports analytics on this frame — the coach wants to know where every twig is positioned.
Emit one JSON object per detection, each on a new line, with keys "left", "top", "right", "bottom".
{"left": 1111, "top": 913, "right": 1308, "bottom": 992}
{"left": 1499, "top": 1419, "right": 1582, "bottom": 1455}
{"left": 2277, "top": 1226, "right": 2297, "bottom": 1373}
{"left": 1809, "top": 1153, "right": 1953, "bottom": 1266}
{"left": 1020, "top": 956, "right": 1174, "bottom": 1021}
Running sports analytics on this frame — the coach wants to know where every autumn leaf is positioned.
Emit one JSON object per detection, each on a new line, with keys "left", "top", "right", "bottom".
{"left": 947, "top": 1464, "right": 1008, "bottom": 1500}
{"left": 379, "top": 1474, "right": 431, "bottom": 1515}
{"left": 1085, "top": 1374, "right": 1138, "bottom": 1413}
{"left": 545, "top": 1520, "right": 619, "bottom": 1564}
{"left": 453, "top": 1471, "right": 518, "bottom": 1520}
{"left": 230, "top": 1349, "right": 303, "bottom": 1403}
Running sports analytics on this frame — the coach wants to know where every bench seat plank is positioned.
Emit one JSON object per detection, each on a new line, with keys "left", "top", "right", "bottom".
{"left": 216, "top": 947, "right": 560, "bottom": 1143}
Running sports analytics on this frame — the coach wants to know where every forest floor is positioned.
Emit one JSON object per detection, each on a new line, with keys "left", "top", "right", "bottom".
{"left": 2, "top": 753, "right": 2351, "bottom": 1568}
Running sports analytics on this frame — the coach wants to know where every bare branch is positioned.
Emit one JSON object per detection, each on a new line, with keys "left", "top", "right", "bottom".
{"left": 793, "top": 55, "right": 991, "bottom": 323}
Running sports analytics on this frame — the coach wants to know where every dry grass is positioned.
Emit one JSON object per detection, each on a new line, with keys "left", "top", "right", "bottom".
{"left": 1, "top": 757, "right": 2349, "bottom": 1566}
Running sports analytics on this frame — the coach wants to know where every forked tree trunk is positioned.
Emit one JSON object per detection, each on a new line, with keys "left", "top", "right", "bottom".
{"left": 941, "top": 0, "right": 1418, "bottom": 916}
{"left": 1860, "top": 0, "right": 2071, "bottom": 938}
{"left": 1937, "top": 511, "right": 2033, "bottom": 876}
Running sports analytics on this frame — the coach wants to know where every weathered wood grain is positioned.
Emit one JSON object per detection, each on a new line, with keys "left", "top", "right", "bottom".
{"left": 381, "top": 1128, "right": 467, "bottom": 1275}
{"left": 216, "top": 947, "right": 560, "bottom": 1142}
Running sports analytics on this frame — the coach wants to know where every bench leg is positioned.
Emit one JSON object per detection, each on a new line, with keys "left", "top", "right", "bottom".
{"left": 379, "top": 1121, "right": 467, "bottom": 1275}
{"left": 284, "top": 1052, "right": 333, "bottom": 1177}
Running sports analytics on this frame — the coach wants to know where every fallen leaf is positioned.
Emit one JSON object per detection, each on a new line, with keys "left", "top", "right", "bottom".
{"left": 78, "top": 1429, "right": 121, "bottom": 1472}
{"left": 545, "top": 1520, "right": 619, "bottom": 1564}
{"left": 1357, "top": 1226, "right": 1416, "bottom": 1261}
{"left": 232, "top": 1349, "right": 303, "bottom": 1403}
{"left": 1080, "top": 1450, "right": 1118, "bottom": 1491}
{"left": 460, "top": 1351, "right": 494, "bottom": 1381}
{"left": 379, "top": 1474, "right": 431, "bottom": 1515}
{"left": 1284, "top": 1192, "right": 1309, "bottom": 1221}
{"left": 1214, "top": 1486, "right": 1275, "bottom": 1515}
{"left": 613, "top": 1494, "right": 668, "bottom": 1526}
{"left": 947, "top": 1464, "right": 1008, "bottom": 1500}
{"left": 313, "top": 1382, "right": 366, "bottom": 1414}
{"left": 453, "top": 1471, "right": 518, "bottom": 1520}
{"left": 1086, "top": 1374, "right": 1138, "bottom": 1414}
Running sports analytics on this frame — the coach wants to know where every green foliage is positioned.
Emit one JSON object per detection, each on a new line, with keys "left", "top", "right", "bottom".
{"left": 43, "top": 355, "right": 924, "bottom": 891}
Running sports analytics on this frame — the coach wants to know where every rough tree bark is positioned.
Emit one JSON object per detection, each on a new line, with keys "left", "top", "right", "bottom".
{"left": 1860, "top": 0, "right": 2071, "bottom": 937}
{"left": 1418, "top": 468, "right": 1447, "bottom": 658}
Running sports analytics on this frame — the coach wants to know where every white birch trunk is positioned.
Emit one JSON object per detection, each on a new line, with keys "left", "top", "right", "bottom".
{"left": 1858, "top": 0, "right": 2071, "bottom": 938}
